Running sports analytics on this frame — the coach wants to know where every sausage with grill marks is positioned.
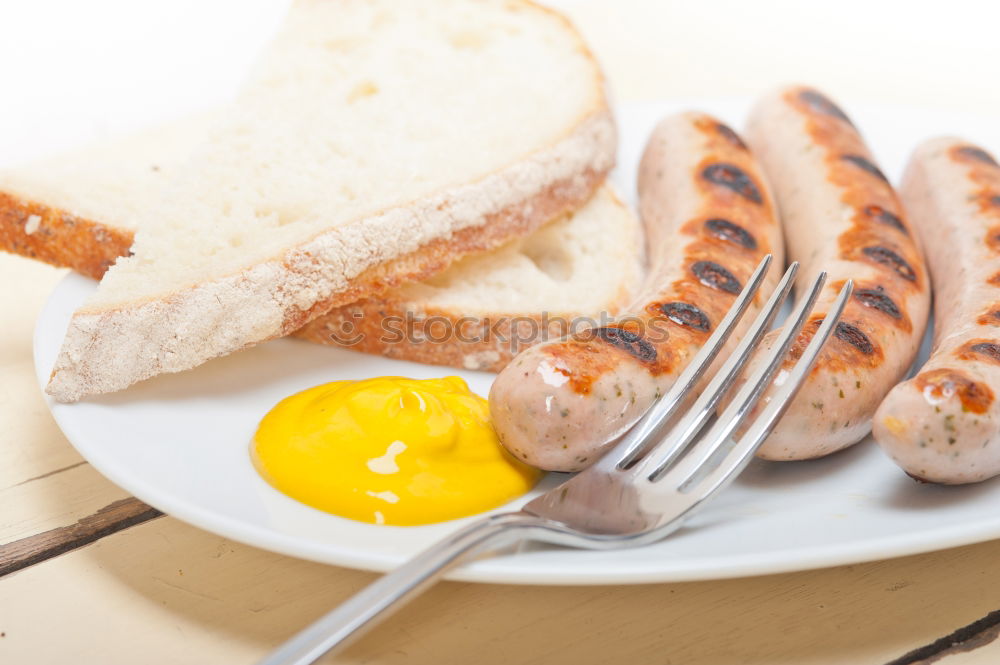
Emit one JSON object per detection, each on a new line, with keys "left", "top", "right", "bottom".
{"left": 488, "top": 111, "right": 784, "bottom": 472}
{"left": 740, "top": 86, "right": 931, "bottom": 460}
{"left": 873, "top": 139, "right": 1000, "bottom": 483}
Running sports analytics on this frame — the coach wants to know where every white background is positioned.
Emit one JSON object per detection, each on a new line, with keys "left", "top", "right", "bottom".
{"left": 0, "top": 0, "right": 997, "bottom": 166}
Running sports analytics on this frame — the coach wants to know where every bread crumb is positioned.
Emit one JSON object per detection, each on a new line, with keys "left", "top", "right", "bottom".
{"left": 24, "top": 214, "right": 41, "bottom": 235}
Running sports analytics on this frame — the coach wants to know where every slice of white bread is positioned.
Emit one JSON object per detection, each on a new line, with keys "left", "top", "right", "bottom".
{"left": 296, "top": 185, "right": 643, "bottom": 371}
{"left": 0, "top": 116, "right": 641, "bottom": 371}
{"left": 37, "top": 0, "right": 614, "bottom": 401}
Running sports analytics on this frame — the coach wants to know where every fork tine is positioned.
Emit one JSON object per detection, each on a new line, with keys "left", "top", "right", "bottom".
{"left": 682, "top": 278, "right": 854, "bottom": 500}
{"left": 655, "top": 274, "right": 851, "bottom": 488}
{"left": 604, "top": 254, "right": 775, "bottom": 471}
{"left": 622, "top": 260, "right": 799, "bottom": 476}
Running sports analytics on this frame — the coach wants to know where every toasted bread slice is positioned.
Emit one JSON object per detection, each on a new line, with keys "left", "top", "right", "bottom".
{"left": 37, "top": 0, "right": 614, "bottom": 401}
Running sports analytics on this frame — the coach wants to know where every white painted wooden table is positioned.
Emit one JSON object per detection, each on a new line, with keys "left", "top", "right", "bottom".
{"left": 2, "top": 2, "right": 1000, "bottom": 662}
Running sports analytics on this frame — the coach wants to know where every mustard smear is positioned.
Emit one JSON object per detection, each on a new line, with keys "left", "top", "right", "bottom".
{"left": 252, "top": 376, "right": 540, "bottom": 525}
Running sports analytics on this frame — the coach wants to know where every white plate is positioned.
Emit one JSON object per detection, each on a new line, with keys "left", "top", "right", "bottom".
{"left": 34, "top": 99, "right": 1000, "bottom": 585}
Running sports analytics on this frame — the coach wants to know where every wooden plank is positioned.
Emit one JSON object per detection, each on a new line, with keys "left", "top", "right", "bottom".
{"left": 3, "top": 516, "right": 1000, "bottom": 664}
{"left": 0, "top": 497, "right": 160, "bottom": 576}
{"left": 0, "top": 461, "right": 132, "bottom": 545}
{"left": 0, "top": 255, "right": 81, "bottom": 492}
{"left": 931, "top": 650, "right": 1000, "bottom": 665}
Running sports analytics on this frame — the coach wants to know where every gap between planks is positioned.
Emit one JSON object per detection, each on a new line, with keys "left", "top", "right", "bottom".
{"left": 10, "top": 460, "right": 87, "bottom": 488}
{"left": 887, "top": 610, "right": 1000, "bottom": 664}
{"left": 0, "top": 497, "right": 161, "bottom": 577}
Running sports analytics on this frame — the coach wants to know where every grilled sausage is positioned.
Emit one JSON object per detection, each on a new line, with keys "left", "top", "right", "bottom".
{"left": 873, "top": 139, "right": 1000, "bottom": 483}
{"left": 488, "top": 111, "right": 784, "bottom": 471}
{"left": 741, "top": 86, "right": 930, "bottom": 460}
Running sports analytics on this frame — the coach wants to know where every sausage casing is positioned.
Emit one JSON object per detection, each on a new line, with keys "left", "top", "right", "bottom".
{"left": 741, "top": 86, "right": 930, "bottom": 460}
{"left": 873, "top": 139, "right": 1000, "bottom": 483}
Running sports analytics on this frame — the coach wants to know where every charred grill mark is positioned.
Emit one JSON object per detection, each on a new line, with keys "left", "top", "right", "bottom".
{"left": 956, "top": 340, "right": 1000, "bottom": 365}
{"left": 987, "top": 227, "right": 1000, "bottom": 252}
{"left": 704, "top": 218, "right": 757, "bottom": 250}
{"left": 691, "top": 260, "right": 741, "bottom": 294}
{"left": 702, "top": 163, "right": 763, "bottom": 203}
{"left": 549, "top": 321, "right": 676, "bottom": 395}
{"left": 692, "top": 115, "right": 749, "bottom": 151}
{"left": 955, "top": 145, "right": 999, "bottom": 167}
{"left": 834, "top": 321, "right": 875, "bottom": 355}
{"left": 543, "top": 340, "right": 615, "bottom": 395}
{"left": 977, "top": 308, "right": 1000, "bottom": 325}
{"left": 854, "top": 286, "right": 901, "bottom": 319}
{"left": 842, "top": 154, "right": 889, "bottom": 183}
{"left": 833, "top": 278, "right": 911, "bottom": 332}
{"left": 971, "top": 343, "right": 1000, "bottom": 363}
{"left": 715, "top": 122, "right": 747, "bottom": 149}
{"left": 863, "top": 204, "right": 907, "bottom": 234}
{"left": 594, "top": 327, "right": 657, "bottom": 364}
{"left": 782, "top": 317, "right": 823, "bottom": 369}
{"left": 659, "top": 302, "right": 711, "bottom": 332}
{"left": 968, "top": 151, "right": 1000, "bottom": 213}
{"left": 783, "top": 316, "right": 882, "bottom": 372}
{"left": 798, "top": 89, "right": 853, "bottom": 125}
{"left": 862, "top": 245, "right": 917, "bottom": 282}
{"left": 916, "top": 368, "right": 994, "bottom": 414}
{"left": 657, "top": 271, "right": 752, "bottom": 348}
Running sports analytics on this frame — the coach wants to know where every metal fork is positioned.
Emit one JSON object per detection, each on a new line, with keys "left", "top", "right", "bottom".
{"left": 260, "top": 256, "right": 853, "bottom": 665}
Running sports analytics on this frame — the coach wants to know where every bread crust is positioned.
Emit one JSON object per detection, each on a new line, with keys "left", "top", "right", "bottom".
{"left": 0, "top": 192, "right": 131, "bottom": 279}
{"left": 46, "top": 109, "right": 616, "bottom": 401}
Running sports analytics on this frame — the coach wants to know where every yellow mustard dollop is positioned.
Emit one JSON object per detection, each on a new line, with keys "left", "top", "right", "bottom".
{"left": 251, "top": 376, "right": 540, "bottom": 526}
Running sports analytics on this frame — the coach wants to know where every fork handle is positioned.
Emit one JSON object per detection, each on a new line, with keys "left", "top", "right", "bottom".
{"left": 257, "top": 511, "right": 543, "bottom": 665}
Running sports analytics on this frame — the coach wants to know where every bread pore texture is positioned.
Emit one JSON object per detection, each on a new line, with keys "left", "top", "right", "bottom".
{"left": 45, "top": 0, "right": 615, "bottom": 401}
